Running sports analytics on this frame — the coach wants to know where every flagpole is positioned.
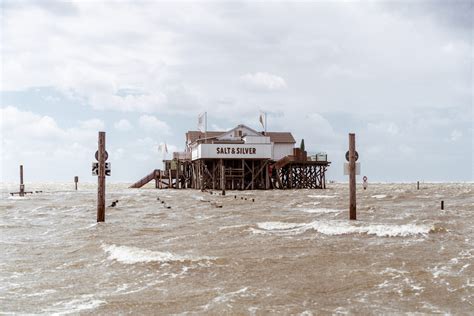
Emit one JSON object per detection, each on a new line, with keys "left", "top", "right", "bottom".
{"left": 205, "top": 112, "right": 207, "bottom": 144}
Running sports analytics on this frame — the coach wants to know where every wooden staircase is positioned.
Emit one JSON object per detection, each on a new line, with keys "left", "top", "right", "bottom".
{"left": 129, "top": 169, "right": 158, "bottom": 188}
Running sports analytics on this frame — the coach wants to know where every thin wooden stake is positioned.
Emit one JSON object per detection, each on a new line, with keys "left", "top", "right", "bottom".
{"left": 74, "top": 176, "right": 79, "bottom": 190}
{"left": 97, "top": 132, "right": 106, "bottom": 222}
{"left": 19, "top": 165, "right": 24, "bottom": 197}
{"left": 220, "top": 159, "right": 225, "bottom": 196}
{"left": 349, "top": 133, "right": 356, "bottom": 220}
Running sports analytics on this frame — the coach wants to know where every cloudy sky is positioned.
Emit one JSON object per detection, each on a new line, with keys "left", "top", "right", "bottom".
{"left": 1, "top": 0, "right": 472, "bottom": 183}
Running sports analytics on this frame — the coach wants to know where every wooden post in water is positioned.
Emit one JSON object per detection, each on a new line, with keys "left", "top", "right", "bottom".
{"left": 97, "top": 131, "right": 106, "bottom": 222}
{"left": 176, "top": 160, "right": 180, "bottom": 189}
{"left": 349, "top": 133, "right": 356, "bottom": 220}
{"left": 441, "top": 200, "right": 444, "bottom": 210}
{"left": 220, "top": 159, "right": 225, "bottom": 196}
{"left": 19, "top": 165, "right": 25, "bottom": 197}
{"left": 74, "top": 176, "right": 79, "bottom": 190}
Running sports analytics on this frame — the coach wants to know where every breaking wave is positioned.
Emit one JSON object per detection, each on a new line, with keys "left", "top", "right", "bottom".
{"left": 102, "top": 244, "right": 214, "bottom": 264}
{"left": 255, "top": 220, "right": 433, "bottom": 237}
{"left": 307, "top": 195, "right": 337, "bottom": 199}
{"left": 299, "top": 208, "right": 343, "bottom": 214}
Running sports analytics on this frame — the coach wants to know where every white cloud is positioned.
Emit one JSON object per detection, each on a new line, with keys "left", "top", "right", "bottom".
{"left": 450, "top": 129, "right": 462, "bottom": 142}
{"left": 0, "top": 106, "right": 105, "bottom": 181}
{"left": 79, "top": 118, "right": 105, "bottom": 130}
{"left": 114, "top": 119, "right": 132, "bottom": 131}
{"left": 240, "top": 72, "right": 287, "bottom": 91}
{"left": 138, "top": 115, "right": 171, "bottom": 134}
{"left": 367, "top": 122, "right": 400, "bottom": 136}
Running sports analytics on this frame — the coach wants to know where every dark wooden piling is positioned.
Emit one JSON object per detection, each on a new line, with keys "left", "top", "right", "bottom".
{"left": 220, "top": 160, "right": 225, "bottom": 196}
{"left": 349, "top": 133, "right": 356, "bottom": 220}
{"left": 441, "top": 201, "right": 444, "bottom": 210}
{"left": 19, "top": 165, "right": 25, "bottom": 197}
{"left": 74, "top": 176, "right": 79, "bottom": 190}
{"left": 417, "top": 181, "right": 420, "bottom": 190}
{"left": 97, "top": 132, "right": 106, "bottom": 222}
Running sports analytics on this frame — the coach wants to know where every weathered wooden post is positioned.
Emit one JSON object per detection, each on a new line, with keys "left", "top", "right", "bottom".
{"left": 417, "top": 181, "right": 420, "bottom": 190}
{"left": 441, "top": 200, "right": 444, "bottom": 210}
{"left": 349, "top": 133, "right": 356, "bottom": 220}
{"left": 19, "top": 165, "right": 25, "bottom": 197}
{"left": 74, "top": 176, "right": 79, "bottom": 190}
{"left": 220, "top": 159, "right": 225, "bottom": 196}
{"left": 97, "top": 132, "right": 106, "bottom": 222}
{"left": 176, "top": 159, "right": 180, "bottom": 189}
{"left": 265, "top": 161, "right": 270, "bottom": 189}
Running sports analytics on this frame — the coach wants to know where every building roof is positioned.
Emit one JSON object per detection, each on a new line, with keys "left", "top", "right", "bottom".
{"left": 186, "top": 130, "right": 296, "bottom": 144}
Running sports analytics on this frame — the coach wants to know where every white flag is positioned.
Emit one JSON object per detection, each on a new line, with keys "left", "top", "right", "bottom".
{"left": 159, "top": 143, "right": 168, "bottom": 153}
{"left": 198, "top": 112, "right": 206, "bottom": 132}
{"left": 259, "top": 112, "right": 265, "bottom": 129}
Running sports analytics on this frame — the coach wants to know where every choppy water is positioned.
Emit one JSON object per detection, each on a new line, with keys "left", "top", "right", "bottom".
{"left": 1, "top": 182, "right": 473, "bottom": 314}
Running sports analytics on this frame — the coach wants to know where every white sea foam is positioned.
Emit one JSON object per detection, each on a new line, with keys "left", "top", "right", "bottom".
{"left": 257, "top": 222, "right": 306, "bottom": 230}
{"left": 102, "top": 244, "right": 213, "bottom": 264}
{"left": 255, "top": 220, "right": 432, "bottom": 237}
{"left": 372, "top": 194, "right": 387, "bottom": 199}
{"left": 307, "top": 195, "right": 337, "bottom": 199}
{"left": 299, "top": 208, "right": 343, "bottom": 214}
{"left": 46, "top": 295, "right": 105, "bottom": 315}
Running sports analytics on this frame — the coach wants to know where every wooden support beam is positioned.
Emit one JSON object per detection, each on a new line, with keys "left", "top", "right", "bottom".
{"left": 220, "top": 159, "right": 225, "bottom": 195}
{"left": 18, "top": 165, "right": 24, "bottom": 196}
{"left": 97, "top": 131, "right": 106, "bottom": 222}
{"left": 349, "top": 133, "right": 356, "bottom": 220}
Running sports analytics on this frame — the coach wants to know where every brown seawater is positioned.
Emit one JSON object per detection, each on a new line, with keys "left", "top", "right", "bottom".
{"left": 1, "top": 183, "right": 473, "bottom": 314}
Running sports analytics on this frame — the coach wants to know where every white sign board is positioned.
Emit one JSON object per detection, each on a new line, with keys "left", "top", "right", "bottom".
{"left": 192, "top": 143, "right": 272, "bottom": 160}
{"left": 92, "top": 162, "right": 111, "bottom": 176}
{"left": 344, "top": 162, "right": 360, "bottom": 175}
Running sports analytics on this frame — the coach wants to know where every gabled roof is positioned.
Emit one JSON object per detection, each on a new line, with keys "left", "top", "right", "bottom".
{"left": 265, "top": 132, "right": 296, "bottom": 144}
{"left": 216, "top": 124, "right": 261, "bottom": 139}
{"left": 186, "top": 128, "right": 296, "bottom": 144}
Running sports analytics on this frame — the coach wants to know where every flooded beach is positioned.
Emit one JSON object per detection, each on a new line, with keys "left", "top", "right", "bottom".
{"left": 1, "top": 183, "right": 473, "bottom": 314}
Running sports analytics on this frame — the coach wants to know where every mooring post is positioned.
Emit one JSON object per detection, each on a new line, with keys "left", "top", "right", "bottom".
{"left": 417, "top": 181, "right": 420, "bottom": 190}
{"left": 176, "top": 160, "right": 180, "bottom": 189}
{"left": 97, "top": 131, "right": 106, "bottom": 222}
{"left": 441, "top": 200, "right": 444, "bottom": 210}
{"left": 349, "top": 133, "right": 356, "bottom": 220}
{"left": 19, "top": 165, "right": 25, "bottom": 197}
{"left": 74, "top": 176, "right": 79, "bottom": 190}
{"left": 220, "top": 159, "right": 225, "bottom": 196}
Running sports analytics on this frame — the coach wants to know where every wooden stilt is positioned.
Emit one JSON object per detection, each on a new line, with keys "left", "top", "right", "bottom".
{"left": 220, "top": 159, "right": 225, "bottom": 195}
{"left": 19, "top": 165, "right": 25, "bottom": 197}
{"left": 349, "top": 133, "right": 356, "bottom": 220}
{"left": 97, "top": 132, "right": 106, "bottom": 222}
